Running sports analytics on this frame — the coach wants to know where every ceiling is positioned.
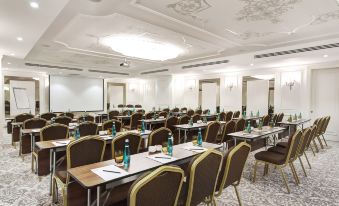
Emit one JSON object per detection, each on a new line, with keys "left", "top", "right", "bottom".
{"left": 2, "top": 0, "right": 339, "bottom": 77}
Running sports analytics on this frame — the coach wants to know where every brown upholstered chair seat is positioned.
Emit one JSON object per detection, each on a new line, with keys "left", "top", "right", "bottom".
{"left": 267, "top": 146, "right": 287, "bottom": 155}
{"left": 277, "top": 141, "right": 288, "bottom": 148}
{"left": 55, "top": 170, "right": 67, "bottom": 183}
{"left": 254, "top": 151, "right": 285, "bottom": 165}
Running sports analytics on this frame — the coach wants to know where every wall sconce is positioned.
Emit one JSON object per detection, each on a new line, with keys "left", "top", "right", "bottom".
{"left": 281, "top": 71, "right": 301, "bottom": 91}
{"left": 225, "top": 76, "right": 237, "bottom": 91}
{"left": 186, "top": 80, "right": 196, "bottom": 91}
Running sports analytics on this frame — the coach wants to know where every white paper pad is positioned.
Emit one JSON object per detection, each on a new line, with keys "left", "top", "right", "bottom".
{"left": 146, "top": 153, "right": 177, "bottom": 164}
{"left": 52, "top": 140, "right": 71, "bottom": 147}
{"left": 183, "top": 145, "right": 208, "bottom": 153}
{"left": 100, "top": 135, "right": 113, "bottom": 140}
{"left": 32, "top": 129, "right": 40, "bottom": 133}
{"left": 99, "top": 130, "right": 108, "bottom": 135}
{"left": 91, "top": 165, "right": 129, "bottom": 181}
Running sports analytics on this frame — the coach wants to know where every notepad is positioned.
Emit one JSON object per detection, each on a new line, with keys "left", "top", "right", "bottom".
{"left": 146, "top": 153, "right": 177, "bottom": 164}
{"left": 91, "top": 165, "right": 129, "bottom": 181}
{"left": 182, "top": 145, "right": 208, "bottom": 153}
{"left": 32, "top": 129, "right": 40, "bottom": 133}
{"left": 52, "top": 140, "right": 71, "bottom": 147}
{"left": 100, "top": 135, "right": 113, "bottom": 140}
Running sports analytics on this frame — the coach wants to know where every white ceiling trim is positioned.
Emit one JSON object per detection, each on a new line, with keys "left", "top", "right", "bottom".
{"left": 129, "top": 0, "right": 242, "bottom": 47}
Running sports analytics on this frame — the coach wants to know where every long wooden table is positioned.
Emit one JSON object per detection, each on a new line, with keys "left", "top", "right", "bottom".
{"left": 277, "top": 118, "right": 311, "bottom": 135}
{"left": 138, "top": 118, "right": 166, "bottom": 130}
{"left": 68, "top": 142, "right": 222, "bottom": 206}
{"left": 35, "top": 130, "right": 152, "bottom": 196}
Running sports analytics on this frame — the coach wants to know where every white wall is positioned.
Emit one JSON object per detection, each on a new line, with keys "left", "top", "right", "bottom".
{"left": 0, "top": 55, "right": 4, "bottom": 126}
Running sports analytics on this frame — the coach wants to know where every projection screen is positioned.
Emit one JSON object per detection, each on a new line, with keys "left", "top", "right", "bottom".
{"left": 49, "top": 75, "right": 104, "bottom": 112}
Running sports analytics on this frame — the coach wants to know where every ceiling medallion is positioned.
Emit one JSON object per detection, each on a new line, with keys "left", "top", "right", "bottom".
{"left": 167, "top": 0, "right": 211, "bottom": 19}
{"left": 237, "top": 0, "right": 302, "bottom": 24}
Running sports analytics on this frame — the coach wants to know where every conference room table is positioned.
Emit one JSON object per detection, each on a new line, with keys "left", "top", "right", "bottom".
{"left": 68, "top": 141, "right": 222, "bottom": 206}
{"left": 173, "top": 121, "right": 226, "bottom": 143}
{"left": 228, "top": 126, "right": 286, "bottom": 149}
{"left": 277, "top": 118, "right": 311, "bottom": 135}
{"left": 35, "top": 129, "right": 152, "bottom": 196}
{"left": 138, "top": 118, "right": 166, "bottom": 130}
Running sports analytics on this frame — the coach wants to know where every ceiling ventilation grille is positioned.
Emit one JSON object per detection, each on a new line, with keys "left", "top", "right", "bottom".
{"left": 25, "top": 63, "right": 83, "bottom": 71}
{"left": 88, "top": 69, "right": 129, "bottom": 76}
{"left": 182, "top": 59, "right": 229, "bottom": 69}
{"left": 254, "top": 43, "right": 339, "bottom": 59}
{"left": 140, "top": 69, "right": 169, "bottom": 75}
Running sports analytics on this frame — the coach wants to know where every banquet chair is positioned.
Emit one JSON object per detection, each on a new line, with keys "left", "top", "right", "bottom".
{"left": 187, "top": 109, "right": 194, "bottom": 117}
{"left": 272, "top": 114, "right": 278, "bottom": 125}
{"left": 108, "top": 110, "right": 119, "bottom": 120}
{"left": 320, "top": 116, "right": 330, "bottom": 147}
{"left": 54, "top": 116, "right": 72, "bottom": 126}
{"left": 12, "top": 113, "right": 34, "bottom": 147}
{"left": 219, "top": 112, "right": 226, "bottom": 121}
{"left": 79, "top": 122, "right": 98, "bottom": 137}
{"left": 128, "top": 166, "right": 184, "bottom": 206}
{"left": 40, "top": 112, "right": 57, "bottom": 121}
{"left": 21, "top": 118, "right": 47, "bottom": 155}
{"left": 195, "top": 109, "right": 202, "bottom": 115}
{"left": 181, "top": 107, "right": 187, "bottom": 112}
{"left": 102, "top": 120, "right": 122, "bottom": 132}
{"left": 148, "top": 127, "right": 172, "bottom": 147}
{"left": 126, "top": 104, "right": 134, "bottom": 108}
{"left": 204, "top": 121, "right": 221, "bottom": 143}
{"left": 262, "top": 115, "right": 270, "bottom": 126}
{"left": 233, "top": 111, "right": 240, "bottom": 118}
{"left": 218, "top": 120, "right": 236, "bottom": 146}
{"left": 203, "top": 109, "right": 210, "bottom": 114}
{"left": 165, "top": 116, "right": 179, "bottom": 134}
{"left": 80, "top": 115, "right": 94, "bottom": 122}
{"left": 124, "top": 112, "right": 143, "bottom": 130}
{"left": 234, "top": 118, "right": 245, "bottom": 132}
{"left": 52, "top": 136, "right": 106, "bottom": 205}
{"left": 192, "top": 114, "right": 201, "bottom": 123}
{"left": 215, "top": 142, "right": 251, "bottom": 206}
{"left": 179, "top": 115, "right": 190, "bottom": 125}
{"left": 135, "top": 104, "right": 142, "bottom": 108}
{"left": 158, "top": 111, "right": 168, "bottom": 118}
{"left": 144, "top": 112, "right": 154, "bottom": 120}
{"left": 123, "top": 110, "right": 132, "bottom": 116}
{"left": 118, "top": 104, "right": 124, "bottom": 108}
{"left": 163, "top": 108, "right": 170, "bottom": 113}
{"left": 171, "top": 107, "right": 180, "bottom": 112}
{"left": 111, "top": 133, "right": 142, "bottom": 159}
{"left": 225, "top": 111, "right": 234, "bottom": 122}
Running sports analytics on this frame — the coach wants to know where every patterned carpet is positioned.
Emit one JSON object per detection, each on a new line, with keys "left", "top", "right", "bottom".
{"left": 0, "top": 132, "right": 339, "bottom": 206}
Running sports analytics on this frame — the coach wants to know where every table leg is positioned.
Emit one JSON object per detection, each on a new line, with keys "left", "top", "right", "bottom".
{"left": 49, "top": 149, "right": 53, "bottom": 195}
{"left": 97, "top": 186, "right": 101, "bottom": 206}
{"left": 184, "top": 130, "right": 187, "bottom": 143}
{"left": 233, "top": 137, "right": 237, "bottom": 146}
{"left": 87, "top": 189, "right": 91, "bottom": 206}
{"left": 31, "top": 133, "right": 34, "bottom": 153}
{"left": 19, "top": 131, "right": 22, "bottom": 156}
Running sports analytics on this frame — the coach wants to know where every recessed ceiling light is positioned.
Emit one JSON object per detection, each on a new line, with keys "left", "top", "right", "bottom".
{"left": 250, "top": 63, "right": 254, "bottom": 66}
{"left": 16, "top": 37, "right": 23, "bottom": 41}
{"left": 32, "top": 77, "right": 39, "bottom": 80}
{"left": 323, "top": 54, "right": 329, "bottom": 58}
{"left": 30, "top": 1, "right": 39, "bottom": 9}
{"left": 100, "top": 34, "right": 184, "bottom": 61}
{"left": 7, "top": 62, "right": 11, "bottom": 65}
{"left": 10, "top": 53, "right": 15, "bottom": 56}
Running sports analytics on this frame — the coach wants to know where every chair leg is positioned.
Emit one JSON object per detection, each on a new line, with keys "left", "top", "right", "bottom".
{"left": 291, "top": 162, "right": 300, "bottom": 184}
{"left": 279, "top": 167, "right": 290, "bottom": 194}
{"left": 263, "top": 163, "right": 268, "bottom": 176}
{"left": 31, "top": 154, "right": 34, "bottom": 172}
{"left": 312, "top": 140, "right": 319, "bottom": 153}
{"left": 298, "top": 156, "right": 307, "bottom": 177}
{"left": 212, "top": 196, "right": 217, "bottom": 206}
{"left": 321, "top": 134, "right": 328, "bottom": 147}
{"left": 309, "top": 144, "right": 316, "bottom": 156}
{"left": 234, "top": 185, "right": 242, "bottom": 206}
{"left": 317, "top": 136, "right": 324, "bottom": 149}
{"left": 304, "top": 152, "right": 311, "bottom": 169}
{"left": 253, "top": 160, "right": 259, "bottom": 183}
{"left": 289, "top": 163, "right": 299, "bottom": 185}
{"left": 62, "top": 187, "right": 67, "bottom": 206}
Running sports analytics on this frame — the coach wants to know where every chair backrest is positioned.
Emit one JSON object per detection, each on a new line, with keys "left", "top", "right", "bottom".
{"left": 144, "top": 112, "right": 154, "bottom": 120}
{"left": 220, "top": 120, "right": 235, "bottom": 143}
{"left": 67, "top": 135, "right": 105, "bottom": 169}
{"left": 272, "top": 114, "right": 278, "bottom": 124}
{"left": 40, "top": 123, "right": 69, "bottom": 141}
{"left": 284, "top": 130, "right": 303, "bottom": 162}
{"left": 187, "top": 109, "right": 194, "bottom": 116}
{"left": 181, "top": 107, "right": 187, "bottom": 112}
{"left": 128, "top": 166, "right": 184, "bottom": 206}
{"left": 165, "top": 116, "right": 178, "bottom": 133}
{"left": 135, "top": 104, "right": 142, "bottom": 108}
{"left": 129, "top": 113, "right": 143, "bottom": 130}
{"left": 60, "top": 112, "right": 74, "bottom": 119}
{"left": 162, "top": 108, "right": 170, "bottom": 113}
{"left": 321, "top": 116, "right": 330, "bottom": 134}
{"left": 195, "top": 109, "right": 202, "bottom": 115}
{"left": 185, "top": 149, "right": 223, "bottom": 206}
{"left": 204, "top": 121, "right": 221, "bottom": 143}
{"left": 79, "top": 122, "right": 98, "bottom": 137}
{"left": 262, "top": 115, "right": 270, "bottom": 126}
{"left": 219, "top": 112, "right": 226, "bottom": 121}
{"left": 179, "top": 115, "right": 190, "bottom": 125}
{"left": 14, "top": 113, "right": 34, "bottom": 123}
{"left": 317, "top": 117, "right": 326, "bottom": 135}
{"left": 23, "top": 118, "right": 47, "bottom": 129}
{"left": 225, "top": 111, "right": 233, "bottom": 122}
{"left": 123, "top": 110, "right": 132, "bottom": 115}
{"left": 111, "top": 133, "right": 142, "bottom": 158}
{"left": 137, "top": 109, "right": 145, "bottom": 114}
{"left": 232, "top": 111, "right": 240, "bottom": 118}
{"left": 215, "top": 142, "right": 251, "bottom": 196}
{"left": 126, "top": 104, "right": 134, "bottom": 108}
{"left": 298, "top": 128, "right": 312, "bottom": 155}
{"left": 171, "top": 108, "right": 179, "bottom": 112}
{"left": 148, "top": 127, "right": 171, "bottom": 147}
{"left": 108, "top": 110, "right": 120, "bottom": 120}
{"left": 192, "top": 114, "right": 201, "bottom": 123}
{"left": 80, "top": 115, "right": 94, "bottom": 122}
{"left": 234, "top": 118, "right": 245, "bottom": 132}
{"left": 40, "top": 112, "right": 57, "bottom": 121}
{"left": 158, "top": 111, "right": 168, "bottom": 118}
{"left": 118, "top": 104, "right": 124, "bottom": 108}
{"left": 54, "top": 116, "right": 72, "bottom": 126}
{"left": 102, "top": 120, "right": 122, "bottom": 132}
{"left": 277, "top": 113, "right": 284, "bottom": 123}
{"left": 203, "top": 109, "right": 209, "bottom": 114}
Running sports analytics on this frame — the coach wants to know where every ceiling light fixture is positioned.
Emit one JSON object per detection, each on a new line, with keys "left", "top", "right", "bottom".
{"left": 16, "top": 37, "right": 23, "bottom": 41}
{"left": 30, "top": 1, "right": 39, "bottom": 9}
{"left": 323, "top": 54, "right": 329, "bottom": 58}
{"left": 100, "top": 34, "right": 184, "bottom": 61}
{"left": 7, "top": 62, "right": 11, "bottom": 65}
{"left": 32, "top": 77, "right": 39, "bottom": 80}
{"left": 10, "top": 53, "right": 15, "bottom": 56}
{"left": 120, "top": 58, "right": 130, "bottom": 68}
{"left": 250, "top": 63, "right": 254, "bottom": 66}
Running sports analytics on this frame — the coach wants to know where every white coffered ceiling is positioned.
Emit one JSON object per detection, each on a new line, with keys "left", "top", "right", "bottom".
{"left": 3, "top": 0, "right": 339, "bottom": 76}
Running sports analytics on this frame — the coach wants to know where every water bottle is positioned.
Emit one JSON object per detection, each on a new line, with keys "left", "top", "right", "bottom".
{"left": 75, "top": 127, "right": 80, "bottom": 139}
{"left": 141, "top": 120, "right": 145, "bottom": 132}
{"left": 298, "top": 112, "right": 302, "bottom": 119}
{"left": 217, "top": 113, "right": 220, "bottom": 122}
{"left": 123, "top": 139, "right": 130, "bottom": 169}
{"left": 189, "top": 117, "right": 193, "bottom": 126}
{"left": 243, "top": 111, "right": 246, "bottom": 118}
{"left": 257, "top": 110, "right": 260, "bottom": 117}
{"left": 250, "top": 111, "right": 253, "bottom": 117}
{"left": 208, "top": 110, "right": 210, "bottom": 115}
{"left": 167, "top": 133, "right": 173, "bottom": 156}
{"left": 112, "top": 122, "right": 116, "bottom": 137}
{"left": 258, "top": 119, "right": 263, "bottom": 130}
{"left": 197, "top": 128, "right": 203, "bottom": 146}
{"left": 247, "top": 122, "right": 251, "bottom": 133}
